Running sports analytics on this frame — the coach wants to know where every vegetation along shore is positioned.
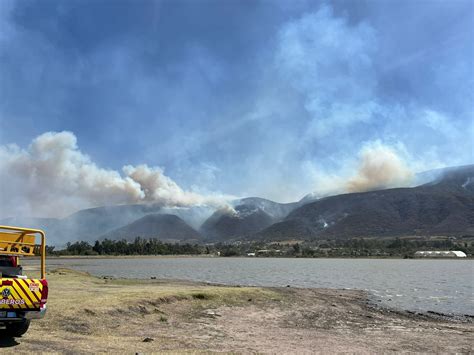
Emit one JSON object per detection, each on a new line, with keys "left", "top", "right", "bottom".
{"left": 48, "top": 235, "right": 474, "bottom": 258}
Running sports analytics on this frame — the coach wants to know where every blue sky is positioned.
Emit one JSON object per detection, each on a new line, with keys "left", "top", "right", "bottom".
{"left": 0, "top": 0, "right": 473, "bottom": 215}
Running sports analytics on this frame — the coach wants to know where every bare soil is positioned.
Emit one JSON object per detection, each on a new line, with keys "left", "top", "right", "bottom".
{"left": 1, "top": 268, "right": 472, "bottom": 353}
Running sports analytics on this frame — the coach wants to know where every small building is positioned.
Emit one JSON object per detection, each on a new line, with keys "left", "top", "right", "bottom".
{"left": 256, "top": 249, "right": 283, "bottom": 256}
{"left": 414, "top": 250, "right": 467, "bottom": 258}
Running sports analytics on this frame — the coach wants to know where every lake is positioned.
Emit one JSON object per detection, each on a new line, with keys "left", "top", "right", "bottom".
{"left": 42, "top": 257, "right": 473, "bottom": 315}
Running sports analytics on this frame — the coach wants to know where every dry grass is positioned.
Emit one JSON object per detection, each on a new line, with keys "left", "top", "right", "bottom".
{"left": 0, "top": 268, "right": 280, "bottom": 353}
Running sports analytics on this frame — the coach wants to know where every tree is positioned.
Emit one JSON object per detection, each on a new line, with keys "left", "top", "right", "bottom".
{"left": 293, "top": 243, "right": 300, "bottom": 255}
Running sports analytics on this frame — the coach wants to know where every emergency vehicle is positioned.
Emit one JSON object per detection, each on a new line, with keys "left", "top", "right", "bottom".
{"left": 0, "top": 225, "right": 48, "bottom": 336}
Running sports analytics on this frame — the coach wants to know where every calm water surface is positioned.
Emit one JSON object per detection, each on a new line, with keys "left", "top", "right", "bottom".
{"left": 44, "top": 257, "right": 473, "bottom": 315}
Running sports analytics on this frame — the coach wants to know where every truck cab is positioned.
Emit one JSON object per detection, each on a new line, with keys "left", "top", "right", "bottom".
{"left": 0, "top": 226, "right": 48, "bottom": 337}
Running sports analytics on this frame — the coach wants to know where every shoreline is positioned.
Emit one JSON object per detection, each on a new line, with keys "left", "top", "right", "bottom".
{"left": 95, "top": 272, "right": 474, "bottom": 321}
{"left": 45, "top": 254, "right": 473, "bottom": 260}
{"left": 365, "top": 295, "right": 474, "bottom": 323}
{"left": 2, "top": 268, "right": 471, "bottom": 353}
{"left": 112, "top": 276, "right": 474, "bottom": 322}
{"left": 24, "top": 260, "right": 474, "bottom": 318}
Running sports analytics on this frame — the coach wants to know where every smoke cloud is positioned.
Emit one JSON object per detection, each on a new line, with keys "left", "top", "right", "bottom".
{"left": 309, "top": 141, "right": 415, "bottom": 197}
{"left": 0, "top": 131, "right": 232, "bottom": 218}
{"left": 346, "top": 142, "right": 414, "bottom": 193}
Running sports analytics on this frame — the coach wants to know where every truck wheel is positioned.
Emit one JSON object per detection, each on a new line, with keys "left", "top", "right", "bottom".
{"left": 6, "top": 319, "right": 30, "bottom": 337}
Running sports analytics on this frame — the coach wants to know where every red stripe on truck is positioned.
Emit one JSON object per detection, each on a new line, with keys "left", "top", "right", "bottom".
{"left": 14, "top": 279, "right": 36, "bottom": 308}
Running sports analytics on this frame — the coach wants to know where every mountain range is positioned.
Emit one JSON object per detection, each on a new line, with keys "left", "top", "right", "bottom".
{"left": 256, "top": 165, "right": 474, "bottom": 241}
{"left": 1, "top": 165, "right": 473, "bottom": 246}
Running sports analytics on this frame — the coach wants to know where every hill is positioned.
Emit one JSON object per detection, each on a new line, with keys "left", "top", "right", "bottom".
{"left": 200, "top": 205, "right": 275, "bottom": 241}
{"left": 231, "top": 197, "right": 298, "bottom": 219}
{"left": 199, "top": 197, "right": 301, "bottom": 241}
{"left": 0, "top": 204, "right": 213, "bottom": 246}
{"left": 256, "top": 165, "right": 474, "bottom": 241}
{"left": 102, "top": 214, "right": 202, "bottom": 242}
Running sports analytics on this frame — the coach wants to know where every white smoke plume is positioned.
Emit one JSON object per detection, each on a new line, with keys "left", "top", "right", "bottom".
{"left": 0, "top": 131, "right": 232, "bottom": 218}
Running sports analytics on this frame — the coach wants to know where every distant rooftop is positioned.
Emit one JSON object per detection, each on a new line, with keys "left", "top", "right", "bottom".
{"left": 414, "top": 251, "right": 467, "bottom": 258}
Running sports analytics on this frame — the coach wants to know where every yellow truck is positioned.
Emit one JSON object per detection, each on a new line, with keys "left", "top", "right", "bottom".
{"left": 0, "top": 225, "right": 48, "bottom": 336}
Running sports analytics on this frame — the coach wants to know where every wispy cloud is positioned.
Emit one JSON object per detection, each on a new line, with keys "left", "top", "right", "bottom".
{"left": 275, "top": 6, "right": 379, "bottom": 140}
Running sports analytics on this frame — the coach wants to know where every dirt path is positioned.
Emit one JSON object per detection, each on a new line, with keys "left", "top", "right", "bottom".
{"left": 1, "top": 269, "right": 472, "bottom": 353}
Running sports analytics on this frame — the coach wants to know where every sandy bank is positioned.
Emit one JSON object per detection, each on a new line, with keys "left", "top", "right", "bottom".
{"left": 1, "top": 269, "right": 472, "bottom": 353}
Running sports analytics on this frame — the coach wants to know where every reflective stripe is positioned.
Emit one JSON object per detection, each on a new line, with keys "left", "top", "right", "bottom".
{"left": 14, "top": 280, "right": 36, "bottom": 308}
{"left": 19, "top": 279, "right": 41, "bottom": 304}
{"left": 0, "top": 278, "right": 43, "bottom": 309}
{"left": 10, "top": 284, "right": 28, "bottom": 309}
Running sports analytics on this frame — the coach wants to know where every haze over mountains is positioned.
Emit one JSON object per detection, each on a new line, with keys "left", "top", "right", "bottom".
{"left": 1, "top": 165, "right": 473, "bottom": 246}
{"left": 102, "top": 214, "right": 202, "bottom": 243}
{"left": 200, "top": 198, "right": 298, "bottom": 241}
{"left": 257, "top": 165, "right": 474, "bottom": 241}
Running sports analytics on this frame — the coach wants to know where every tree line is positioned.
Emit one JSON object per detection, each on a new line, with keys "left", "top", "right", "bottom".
{"left": 49, "top": 237, "right": 205, "bottom": 256}
{"left": 46, "top": 236, "right": 473, "bottom": 257}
